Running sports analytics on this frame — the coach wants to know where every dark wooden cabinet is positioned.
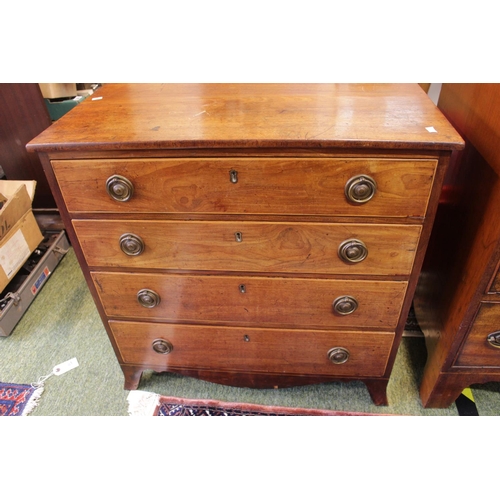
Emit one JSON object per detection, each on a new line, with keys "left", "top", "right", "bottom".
{"left": 0, "top": 84, "right": 55, "bottom": 208}
{"left": 414, "top": 83, "right": 500, "bottom": 408}
{"left": 27, "top": 84, "right": 462, "bottom": 405}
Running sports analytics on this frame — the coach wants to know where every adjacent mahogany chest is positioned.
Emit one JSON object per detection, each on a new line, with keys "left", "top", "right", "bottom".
{"left": 27, "top": 84, "right": 463, "bottom": 405}
{"left": 414, "top": 84, "right": 500, "bottom": 408}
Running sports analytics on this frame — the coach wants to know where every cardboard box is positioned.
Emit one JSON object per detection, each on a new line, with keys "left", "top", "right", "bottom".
{"left": 0, "top": 181, "right": 43, "bottom": 293}
{"left": 39, "top": 83, "right": 77, "bottom": 99}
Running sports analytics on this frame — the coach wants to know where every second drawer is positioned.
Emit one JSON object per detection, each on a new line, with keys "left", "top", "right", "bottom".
{"left": 74, "top": 220, "right": 421, "bottom": 276}
{"left": 92, "top": 272, "right": 408, "bottom": 329}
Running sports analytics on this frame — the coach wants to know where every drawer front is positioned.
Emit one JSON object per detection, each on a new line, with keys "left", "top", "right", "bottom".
{"left": 53, "top": 157, "right": 437, "bottom": 217}
{"left": 455, "top": 303, "right": 500, "bottom": 368}
{"left": 110, "top": 321, "right": 395, "bottom": 378}
{"left": 74, "top": 220, "right": 421, "bottom": 276}
{"left": 92, "top": 272, "right": 408, "bottom": 329}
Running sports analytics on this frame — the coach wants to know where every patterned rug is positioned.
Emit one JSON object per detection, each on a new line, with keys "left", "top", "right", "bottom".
{"left": 0, "top": 382, "right": 43, "bottom": 416}
{"left": 127, "top": 391, "right": 387, "bottom": 416}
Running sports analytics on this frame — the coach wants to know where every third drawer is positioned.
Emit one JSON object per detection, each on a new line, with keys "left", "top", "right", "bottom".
{"left": 92, "top": 272, "right": 408, "bottom": 329}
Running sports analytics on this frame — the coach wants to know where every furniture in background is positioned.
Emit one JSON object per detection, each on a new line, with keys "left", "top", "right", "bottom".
{"left": 0, "top": 84, "right": 55, "bottom": 209}
{"left": 414, "top": 83, "right": 500, "bottom": 408}
{"left": 27, "top": 84, "right": 463, "bottom": 405}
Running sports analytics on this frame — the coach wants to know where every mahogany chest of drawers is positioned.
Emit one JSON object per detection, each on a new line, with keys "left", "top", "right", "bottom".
{"left": 414, "top": 84, "right": 500, "bottom": 408}
{"left": 27, "top": 84, "right": 463, "bottom": 405}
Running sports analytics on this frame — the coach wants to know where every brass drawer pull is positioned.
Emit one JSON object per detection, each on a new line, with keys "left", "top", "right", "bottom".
{"left": 137, "top": 289, "right": 161, "bottom": 308}
{"left": 333, "top": 296, "right": 358, "bottom": 315}
{"left": 152, "top": 339, "right": 173, "bottom": 355}
{"left": 345, "top": 175, "right": 377, "bottom": 204}
{"left": 338, "top": 239, "right": 368, "bottom": 264}
{"left": 106, "top": 175, "right": 134, "bottom": 202}
{"left": 487, "top": 331, "right": 500, "bottom": 348}
{"left": 328, "top": 347, "right": 350, "bottom": 364}
{"left": 119, "top": 233, "right": 145, "bottom": 256}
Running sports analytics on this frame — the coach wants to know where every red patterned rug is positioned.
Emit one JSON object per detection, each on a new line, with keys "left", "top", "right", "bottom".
{"left": 127, "top": 391, "right": 387, "bottom": 416}
{"left": 0, "top": 382, "right": 43, "bottom": 416}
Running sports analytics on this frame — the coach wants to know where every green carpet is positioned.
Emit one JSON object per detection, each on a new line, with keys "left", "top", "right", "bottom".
{"left": 1, "top": 246, "right": 497, "bottom": 416}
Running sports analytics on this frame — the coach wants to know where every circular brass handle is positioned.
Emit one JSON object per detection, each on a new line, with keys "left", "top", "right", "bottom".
{"left": 345, "top": 175, "right": 377, "bottom": 204}
{"left": 137, "top": 289, "right": 161, "bottom": 308}
{"left": 333, "top": 295, "right": 358, "bottom": 315}
{"left": 119, "top": 233, "right": 144, "bottom": 256}
{"left": 338, "top": 239, "right": 368, "bottom": 264}
{"left": 152, "top": 339, "right": 173, "bottom": 355}
{"left": 328, "top": 347, "right": 350, "bottom": 364}
{"left": 487, "top": 331, "right": 500, "bottom": 348}
{"left": 106, "top": 175, "right": 134, "bottom": 202}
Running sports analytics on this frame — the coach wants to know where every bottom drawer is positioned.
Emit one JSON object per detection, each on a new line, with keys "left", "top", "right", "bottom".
{"left": 455, "top": 302, "right": 500, "bottom": 368}
{"left": 110, "top": 321, "right": 394, "bottom": 378}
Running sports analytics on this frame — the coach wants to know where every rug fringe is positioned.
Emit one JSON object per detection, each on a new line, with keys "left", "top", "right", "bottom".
{"left": 22, "top": 385, "right": 44, "bottom": 416}
{"left": 127, "top": 390, "right": 160, "bottom": 416}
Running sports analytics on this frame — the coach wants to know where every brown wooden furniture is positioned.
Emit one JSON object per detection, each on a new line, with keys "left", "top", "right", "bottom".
{"left": 27, "top": 84, "right": 463, "bottom": 405}
{"left": 0, "top": 84, "right": 56, "bottom": 208}
{"left": 414, "top": 83, "right": 500, "bottom": 407}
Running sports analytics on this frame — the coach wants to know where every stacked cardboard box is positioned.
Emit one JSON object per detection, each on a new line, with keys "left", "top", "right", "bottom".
{"left": 0, "top": 181, "right": 43, "bottom": 292}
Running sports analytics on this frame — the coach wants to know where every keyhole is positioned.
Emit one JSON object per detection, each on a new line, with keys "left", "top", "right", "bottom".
{"left": 239, "top": 284, "right": 246, "bottom": 293}
{"left": 243, "top": 335, "right": 250, "bottom": 342}
{"left": 230, "top": 170, "right": 238, "bottom": 183}
{"left": 235, "top": 232, "right": 243, "bottom": 242}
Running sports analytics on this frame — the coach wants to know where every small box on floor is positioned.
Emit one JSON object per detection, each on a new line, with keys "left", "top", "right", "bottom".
{"left": 0, "top": 181, "right": 43, "bottom": 293}
{"left": 38, "top": 83, "right": 77, "bottom": 99}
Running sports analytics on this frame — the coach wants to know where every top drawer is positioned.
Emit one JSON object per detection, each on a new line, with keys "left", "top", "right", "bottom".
{"left": 51, "top": 157, "right": 437, "bottom": 217}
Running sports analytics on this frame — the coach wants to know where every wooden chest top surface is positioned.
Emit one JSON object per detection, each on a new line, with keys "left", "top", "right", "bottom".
{"left": 27, "top": 83, "right": 464, "bottom": 152}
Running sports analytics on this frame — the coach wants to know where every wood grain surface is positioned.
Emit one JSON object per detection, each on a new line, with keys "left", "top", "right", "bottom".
{"left": 414, "top": 84, "right": 500, "bottom": 407}
{"left": 52, "top": 157, "right": 438, "bottom": 217}
{"left": 74, "top": 219, "right": 421, "bottom": 275}
{"left": 455, "top": 303, "right": 500, "bottom": 367}
{"left": 110, "top": 320, "right": 395, "bottom": 378}
{"left": 27, "top": 84, "right": 464, "bottom": 152}
{"left": 438, "top": 83, "right": 500, "bottom": 175}
{"left": 92, "top": 272, "right": 407, "bottom": 329}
